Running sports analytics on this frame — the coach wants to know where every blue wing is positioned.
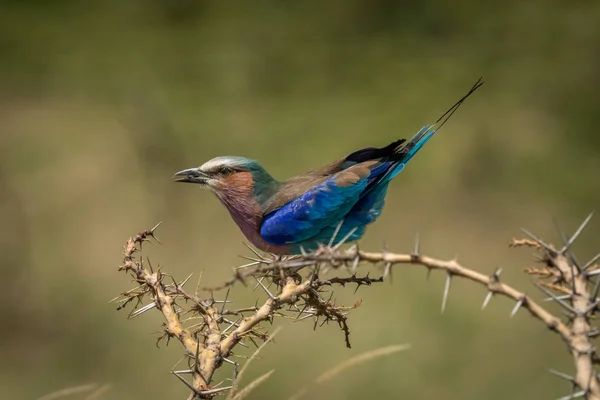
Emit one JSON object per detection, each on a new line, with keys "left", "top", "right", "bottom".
{"left": 260, "top": 173, "right": 368, "bottom": 245}
{"left": 308, "top": 167, "right": 403, "bottom": 248}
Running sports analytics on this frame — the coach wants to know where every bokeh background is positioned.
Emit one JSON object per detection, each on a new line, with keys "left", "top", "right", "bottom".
{"left": 2, "top": 1, "right": 600, "bottom": 399}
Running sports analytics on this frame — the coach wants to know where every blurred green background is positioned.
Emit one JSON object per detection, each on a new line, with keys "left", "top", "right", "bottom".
{"left": 2, "top": 1, "right": 600, "bottom": 399}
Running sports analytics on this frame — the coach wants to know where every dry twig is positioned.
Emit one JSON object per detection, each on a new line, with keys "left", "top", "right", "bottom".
{"left": 114, "top": 213, "right": 600, "bottom": 399}
{"left": 115, "top": 224, "right": 379, "bottom": 398}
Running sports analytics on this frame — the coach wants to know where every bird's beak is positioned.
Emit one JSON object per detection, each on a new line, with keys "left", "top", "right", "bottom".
{"left": 173, "top": 168, "right": 210, "bottom": 184}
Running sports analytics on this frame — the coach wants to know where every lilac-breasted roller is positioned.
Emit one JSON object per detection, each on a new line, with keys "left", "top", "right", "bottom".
{"left": 174, "top": 79, "right": 483, "bottom": 255}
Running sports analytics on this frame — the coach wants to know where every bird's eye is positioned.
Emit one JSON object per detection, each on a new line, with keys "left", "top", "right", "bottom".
{"left": 217, "top": 167, "right": 233, "bottom": 175}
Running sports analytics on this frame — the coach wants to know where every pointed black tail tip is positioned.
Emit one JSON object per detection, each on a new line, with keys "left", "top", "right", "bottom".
{"left": 432, "top": 77, "right": 485, "bottom": 128}
{"left": 463, "top": 76, "right": 485, "bottom": 103}
{"left": 470, "top": 77, "right": 485, "bottom": 94}
{"left": 458, "top": 77, "right": 485, "bottom": 107}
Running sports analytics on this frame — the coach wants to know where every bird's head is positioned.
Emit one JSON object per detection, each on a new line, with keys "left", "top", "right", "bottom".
{"left": 174, "top": 156, "right": 279, "bottom": 202}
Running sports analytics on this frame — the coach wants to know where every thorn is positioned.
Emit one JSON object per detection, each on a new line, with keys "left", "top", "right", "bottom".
{"left": 128, "top": 302, "right": 157, "bottom": 319}
{"left": 554, "top": 218, "right": 582, "bottom": 271}
{"left": 511, "top": 297, "right": 524, "bottom": 318}
{"left": 201, "top": 386, "right": 233, "bottom": 396}
{"left": 222, "top": 357, "right": 237, "bottom": 365}
{"left": 195, "top": 271, "right": 203, "bottom": 296}
{"left": 242, "top": 242, "right": 266, "bottom": 260}
{"left": 586, "top": 269, "right": 600, "bottom": 277}
{"left": 310, "top": 265, "right": 320, "bottom": 283}
{"left": 346, "top": 243, "right": 357, "bottom": 253}
{"left": 179, "top": 273, "right": 193, "bottom": 289}
{"left": 543, "top": 294, "right": 571, "bottom": 302}
{"left": 441, "top": 273, "right": 452, "bottom": 314}
{"left": 150, "top": 221, "right": 162, "bottom": 233}
{"left": 583, "top": 300, "right": 600, "bottom": 316}
{"left": 255, "top": 277, "right": 275, "bottom": 299}
{"left": 520, "top": 227, "right": 555, "bottom": 254}
{"left": 171, "top": 370, "right": 197, "bottom": 394}
{"left": 147, "top": 257, "right": 154, "bottom": 273}
{"left": 295, "top": 304, "right": 310, "bottom": 320}
{"left": 328, "top": 219, "right": 344, "bottom": 247}
{"left": 536, "top": 284, "right": 577, "bottom": 314}
{"left": 559, "top": 212, "right": 594, "bottom": 255}
{"left": 149, "top": 221, "right": 162, "bottom": 244}
{"left": 235, "top": 261, "right": 261, "bottom": 270}
{"left": 295, "top": 313, "right": 315, "bottom": 322}
{"left": 239, "top": 255, "right": 266, "bottom": 264}
{"left": 351, "top": 254, "right": 360, "bottom": 273}
{"left": 333, "top": 227, "right": 359, "bottom": 250}
{"left": 583, "top": 253, "right": 600, "bottom": 271}
{"left": 299, "top": 245, "right": 307, "bottom": 257}
{"left": 493, "top": 268, "right": 502, "bottom": 280}
{"left": 549, "top": 369, "right": 574, "bottom": 382}
{"left": 481, "top": 292, "right": 493, "bottom": 310}
{"left": 557, "top": 390, "right": 585, "bottom": 400}
{"left": 588, "top": 330, "right": 600, "bottom": 338}
{"left": 412, "top": 232, "right": 420, "bottom": 258}
{"left": 251, "top": 277, "right": 264, "bottom": 292}
{"left": 222, "top": 318, "right": 241, "bottom": 334}
{"left": 172, "top": 369, "right": 194, "bottom": 375}
{"left": 326, "top": 291, "right": 334, "bottom": 304}
{"left": 221, "top": 287, "right": 230, "bottom": 315}
{"left": 383, "top": 262, "right": 392, "bottom": 283}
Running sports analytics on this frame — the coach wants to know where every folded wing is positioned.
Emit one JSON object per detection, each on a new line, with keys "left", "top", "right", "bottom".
{"left": 260, "top": 135, "right": 422, "bottom": 246}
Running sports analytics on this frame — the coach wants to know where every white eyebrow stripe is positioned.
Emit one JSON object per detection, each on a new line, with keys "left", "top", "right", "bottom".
{"left": 201, "top": 159, "right": 229, "bottom": 172}
{"left": 200, "top": 156, "right": 245, "bottom": 173}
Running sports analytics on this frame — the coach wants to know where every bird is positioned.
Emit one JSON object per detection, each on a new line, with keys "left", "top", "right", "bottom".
{"left": 174, "top": 79, "right": 483, "bottom": 255}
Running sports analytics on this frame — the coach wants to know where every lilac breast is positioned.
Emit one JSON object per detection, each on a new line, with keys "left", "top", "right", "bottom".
{"left": 216, "top": 191, "right": 291, "bottom": 254}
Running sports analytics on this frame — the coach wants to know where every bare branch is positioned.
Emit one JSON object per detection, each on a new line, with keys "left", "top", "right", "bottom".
{"left": 114, "top": 214, "right": 600, "bottom": 399}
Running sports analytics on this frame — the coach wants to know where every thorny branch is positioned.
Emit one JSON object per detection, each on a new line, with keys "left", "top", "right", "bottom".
{"left": 115, "top": 213, "right": 600, "bottom": 399}
{"left": 115, "top": 224, "right": 380, "bottom": 399}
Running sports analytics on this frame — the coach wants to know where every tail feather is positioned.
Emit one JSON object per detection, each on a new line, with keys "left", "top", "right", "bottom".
{"left": 378, "top": 125, "right": 434, "bottom": 183}
{"left": 401, "top": 125, "right": 436, "bottom": 164}
{"left": 398, "top": 77, "right": 485, "bottom": 167}
{"left": 375, "top": 78, "right": 484, "bottom": 185}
